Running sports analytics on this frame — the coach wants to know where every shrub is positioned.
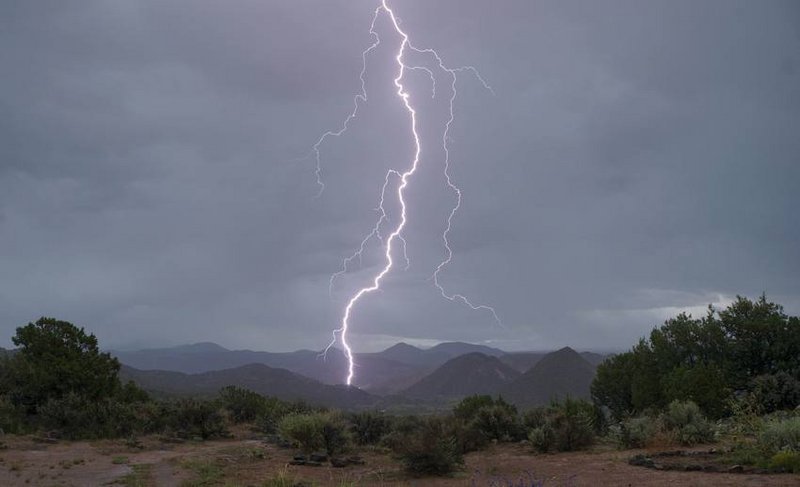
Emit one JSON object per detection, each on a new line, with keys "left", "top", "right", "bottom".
{"left": 349, "top": 410, "right": 392, "bottom": 445}
{"left": 451, "top": 395, "right": 521, "bottom": 451}
{"left": 613, "top": 416, "right": 658, "bottom": 449}
{"left": 279, "top": 413, "right": 324, "bottom": 454}
{"left": 0, "top": 394, "right": 27, "bottom": 435}
{"left": 394, "top": 416, "right": 463, "bottom": 476}
{"left": 522, "top": 407, "right": 547, "bottom": 431}
{"left": 661, "top": 400, "right": 715, "bottom": 446}
{"left": 528, "top": 423, "right": 555, "bottom": 453}
{"left": 453, "top": 395, "right": 497, "bottom": 421}
{"left": 469, "top": 403, "right": 523, "bottom": 443}
{"left": 320, "top": 412, "right": 351, "bottom": 456}
{"left": 255, "top": 399, "right": 290, "bottom": 434}
{"left": 164, "top": 399, "right": 229, "bottom": 440}
{"left": 36, "top": 393, "right": 108, "bottom": 439}
{"left": 380, "top": 415, "right": 423, "bottom": 451}
{"left": 279, "top": 411, "right": 350, "bottom": 456}
{"left": 758, "top": 417, "right": 800, "bottom": 452}
{"left": 524, "top": 398, "right": 595, "bottom": 452}
{"left": 218, "top": 386, "right": 267, "bottom": 423}
{"left": 748, "top": 373, "right": 800, "bottom": 414}
{"left": 768, "top": 450, "right": 800, "bottom": 473}
{"left": 35, "top": 393, "right": 147, "bottom": 439}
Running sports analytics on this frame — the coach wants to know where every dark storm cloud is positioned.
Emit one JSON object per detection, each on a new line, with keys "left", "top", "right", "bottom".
{"left": 1, "top": 0, "right": 798, "bottom": 353}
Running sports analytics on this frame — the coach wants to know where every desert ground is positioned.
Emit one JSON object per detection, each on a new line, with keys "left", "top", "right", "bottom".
{"left": 1, "top": 428, "right": 798, "bottom": 487}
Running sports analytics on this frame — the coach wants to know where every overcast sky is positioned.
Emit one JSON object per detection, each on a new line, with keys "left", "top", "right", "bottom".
{"left": 1, "top": 0, "right": 798, "bottom": 353}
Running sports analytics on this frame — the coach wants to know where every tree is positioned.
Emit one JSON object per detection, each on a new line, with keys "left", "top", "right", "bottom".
{"left": 8, "top": 317, "right": 122, "bottom": 412}
{"left": 719, "top": 295, "right": 800, "bottom": 390}
{"left": 591, "top": 352, "right": 635, "bottom": 420}
{"left": 591, "top": 296, "right": 800, "bottom": 419}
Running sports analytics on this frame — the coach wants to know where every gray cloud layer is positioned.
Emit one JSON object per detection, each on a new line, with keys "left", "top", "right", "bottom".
{"left": 1, "top": 0, "right": 798, "bottom": 352}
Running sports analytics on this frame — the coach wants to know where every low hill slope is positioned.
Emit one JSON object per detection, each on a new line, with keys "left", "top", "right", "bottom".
{"left": 500, "top": 347, "right": 596, "bottom": 407}
{"left": 402, "top": 352, "right": 520, "bottom": 399}
{"left": 427, "top": 342, "right": 505, "bottom": 359}
{"left": 499, "top": 352, "right": 547, "bottom": 372}
{"left": 112, "top": 345, "right": 418, "bottom": 390}
{"left": 365, "top": 342, "right": 450, "bottom": 367}
{"left": 120, "top": 363, "right": 377, "bottom": 409}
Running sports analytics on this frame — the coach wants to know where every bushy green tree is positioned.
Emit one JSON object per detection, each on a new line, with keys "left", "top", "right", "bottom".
{"left": 592, "top": 296, "right": 800, "bottom": 419}
{"left": 7, "top": 317, "right": 122, "bottom": 412}
{"left": 719, "top": 296, "right": 800, "bottom": 390}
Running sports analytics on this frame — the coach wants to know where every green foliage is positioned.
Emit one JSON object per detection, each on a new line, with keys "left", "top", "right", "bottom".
{"left": 393, "top": 416, "right": 463, "bottom": 476}
{"left": 719, "top": 296, "right": 800, "bottom": 390}
{"left": 661, "top": 400, "right": 715, "bottom": 446}
{"left": 255, "top": 397, "right": 302, "bottom": 434}
{"left": 768, "top": 450, "right": 800, "bottom": 473}
{"left": 279, "top": 411, "right": 350, "bottom": 456}
{"left": 380, "top": 414, "right": 423, "bottom": 451}
{"left": 163, "top": 399, "right": 229, "bottom": 440}
{"left": 218, "top": 386, "right": 268, "bottom": 423}
{"left": 180, "top": 459, "right": 224, "bottom": 487}
{"left": 592, "top": 296, "right": 800, "bottom": 419}
{"left": 590, "top": 352, "right": 635, "bottom": 421}
{"left": 612, "top": 416, "right": 658, "bottom": 449}
{"left": 662, "top": 363, "right": 729, "bottom": 418}
{"left": 7, "top": 317, "right": 122, "bottom": 413}
{"left": 723, "top": 416, "right": 800, "bottom": 472}
{"left": 528, "top": 423, "right": 555, "bottom": 453}
{"left": 320, "top": 411, "right": 351, "bottom": 456}
{"left": 118, "top": 381, "right": 150, "bottom": 404}
{"left": 757, "top": 416, "right": 800, "bottom": 453}
{"left": 37, "top": 393, "right": 111, "bottom": 439}
{"left": 279, "top": 412, "right": 324, "bottom": 453}
{"left": 525, "top": 398, "right": 596, "bottom": 452}
{"left": 349, "top": 410, "right": 392, "bottom": 445}
{"left": 0, "top": 394, "right": 27, "bottom": 434}
{"left": 448, "top": 395, "right": 523, "bottom": 452}
{"left": 453, "top": 394, "right": 496, "bottom": 421}
{"left": 468, "top": 403, "right": 522, "bottom": 443}
{"left": 747, "top": 372, "right": 800, "bottom": 414}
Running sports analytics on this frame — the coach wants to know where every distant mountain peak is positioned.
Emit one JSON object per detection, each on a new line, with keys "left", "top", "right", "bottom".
{"left": 403, "top": 352, "right": 521, "bottom": 398}
{"left": 500, "top": 347, "right": 596, "bottom": 407}
{"left": 427, "top": 341, "right": 506, "bottom": 358}
{"left": 382, "top": 342, "right": 423, "bottom": 353}
{"left": 173, "top": 342, "right": 229, "bottom": 353}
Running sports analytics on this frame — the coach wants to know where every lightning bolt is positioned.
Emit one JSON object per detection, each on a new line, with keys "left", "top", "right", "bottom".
{"left": 315, "top": 1, "right": 499, "bottom": 386}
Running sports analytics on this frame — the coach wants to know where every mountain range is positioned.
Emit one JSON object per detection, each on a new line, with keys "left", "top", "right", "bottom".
{"left": 119, "top": 363, "right": 378, "bottom": 409}
{"left": 110, "top": 342, "right": 608, "bottom": 409}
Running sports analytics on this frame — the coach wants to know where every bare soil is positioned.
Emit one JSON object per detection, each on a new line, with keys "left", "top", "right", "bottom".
{"left": 0, "top": 432, "right": 797, "bottom": 486}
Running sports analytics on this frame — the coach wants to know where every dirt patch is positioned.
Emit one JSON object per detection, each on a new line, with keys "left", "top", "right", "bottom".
{"left": 628, "top": 449, "right": 774, "bottom": 474}
{"left": 0, "top": 435, "right": 798, "bottom": 486}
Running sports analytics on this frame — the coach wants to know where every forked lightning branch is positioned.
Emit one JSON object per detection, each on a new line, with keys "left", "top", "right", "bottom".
{"left": 311, "top": 1, "right": 499, "bottom": 385}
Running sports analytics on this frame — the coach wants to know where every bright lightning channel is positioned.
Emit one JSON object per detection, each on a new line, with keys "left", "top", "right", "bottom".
{"left": 317, "top": 1, "right": 499, "bottom": 386}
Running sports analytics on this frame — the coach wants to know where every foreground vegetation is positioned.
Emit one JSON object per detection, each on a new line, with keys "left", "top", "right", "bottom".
{"left": 1, "top": 295, "right": 798, "bottom": 480}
